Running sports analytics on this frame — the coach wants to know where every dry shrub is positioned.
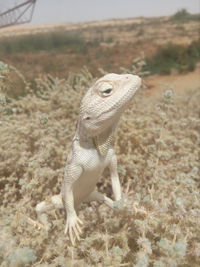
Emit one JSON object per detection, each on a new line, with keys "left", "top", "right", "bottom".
{"left": 0, "top": 63, "right": 199, "bottom": 266}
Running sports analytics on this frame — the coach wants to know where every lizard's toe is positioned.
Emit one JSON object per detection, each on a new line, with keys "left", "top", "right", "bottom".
{"left": 65, "top": 215, "right": 83, "bottom": 245}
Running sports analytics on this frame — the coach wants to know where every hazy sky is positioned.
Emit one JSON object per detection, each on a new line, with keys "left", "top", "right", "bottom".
{"left": 1, "top": 0, "right": 200, "bottom": 25}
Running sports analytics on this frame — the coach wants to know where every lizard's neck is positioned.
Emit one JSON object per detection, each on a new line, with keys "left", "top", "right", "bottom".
{"left": 93, "top": 125, "right": 115, "bottom": 156}
{"left": 75, "top": 121, "right": 117, "bottom": 156}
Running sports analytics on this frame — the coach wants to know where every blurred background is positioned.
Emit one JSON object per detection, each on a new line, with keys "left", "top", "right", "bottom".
{"left": 0, "top": 0, "right": 199, "bottom": 79}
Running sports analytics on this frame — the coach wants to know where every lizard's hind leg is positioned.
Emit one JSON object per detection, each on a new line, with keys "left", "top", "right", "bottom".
{"left": 35, "top": 194, "right": 63, "bottom": 230}
{"left": 84, "top": 190, "right": 114, "bottom": 209}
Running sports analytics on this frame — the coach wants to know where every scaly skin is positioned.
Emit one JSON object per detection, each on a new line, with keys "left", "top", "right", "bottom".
{"left": 36, "top": 73, "right": 141, "bottom": 245}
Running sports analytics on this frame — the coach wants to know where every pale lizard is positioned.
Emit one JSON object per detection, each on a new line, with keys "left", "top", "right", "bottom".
{"left": 36, "top": 73, "right": 141, "bottom": 245}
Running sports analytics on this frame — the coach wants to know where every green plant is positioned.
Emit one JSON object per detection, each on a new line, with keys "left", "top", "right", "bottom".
{"left": 0, "top": 30, "right": 87, "bottom": 54}
{"left": 143, "top": 40, "right": 200, "bottom": 74}
{"left": 171, "top": 8, "right": 200, "bottom": 22}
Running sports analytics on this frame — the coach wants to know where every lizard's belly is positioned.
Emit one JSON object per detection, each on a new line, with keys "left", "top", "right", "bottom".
{"left": 73, "top": 168, "right": 102, "bottom": 206}
{"left": 72, "top": 149, "right": 108, "bottom": 206}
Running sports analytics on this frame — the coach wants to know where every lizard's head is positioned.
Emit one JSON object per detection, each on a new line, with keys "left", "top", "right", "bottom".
{"left": 79, "top": 73, "right": 141, "bottom": 137}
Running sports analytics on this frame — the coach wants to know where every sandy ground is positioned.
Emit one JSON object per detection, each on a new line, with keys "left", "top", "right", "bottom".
{"left": 145, "top": 65, "right": 200, "bottom": 99}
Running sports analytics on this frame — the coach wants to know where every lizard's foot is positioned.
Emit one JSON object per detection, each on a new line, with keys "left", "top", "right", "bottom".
{"left": 64, "top": 214, "right": 83, "bottom": 246}
{"left": 35, "top": 195, "right": 63, "bottom": 231}
{"left": 113, "top": 199, "right": 125, "bottom": 211}
{"left": 27, "top": 217, "right": 46, "bottom": 229}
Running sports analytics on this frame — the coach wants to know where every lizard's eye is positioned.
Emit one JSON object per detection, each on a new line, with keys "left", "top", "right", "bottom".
{"left": 103, "top": 88, "right": 112, "bottom": 94}
{"left": 99, "top": 82, "right": 113, "bottom": 97}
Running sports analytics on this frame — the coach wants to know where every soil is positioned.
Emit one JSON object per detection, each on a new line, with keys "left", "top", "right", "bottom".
{"left": 145, "top": 64, "right": 200, "bottom": 99}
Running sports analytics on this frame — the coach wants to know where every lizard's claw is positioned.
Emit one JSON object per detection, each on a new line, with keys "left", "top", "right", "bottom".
{"left": 64, "top": 215, "right": 83, "bottom": 245}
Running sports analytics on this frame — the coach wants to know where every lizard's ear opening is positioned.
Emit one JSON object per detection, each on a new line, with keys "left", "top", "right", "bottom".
{"left": 82, "top": 113, "right": 92, "bottom": 121}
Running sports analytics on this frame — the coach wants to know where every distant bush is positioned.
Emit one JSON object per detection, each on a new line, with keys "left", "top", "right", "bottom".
{"left": 170, "top": 8, "right": 200, "bottom": 22}
{"left": 0, "top": 30, "right": 87, "bottom": 53}
{"left": 143, "top": 40, "right": 200, "bottom": 74}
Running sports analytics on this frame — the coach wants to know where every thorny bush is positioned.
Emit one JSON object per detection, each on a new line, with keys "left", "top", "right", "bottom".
{"left": 0, "top": 62, "right": 199, "bottom": 266}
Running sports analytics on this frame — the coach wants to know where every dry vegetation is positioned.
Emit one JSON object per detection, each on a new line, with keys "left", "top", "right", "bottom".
{"left": 0, "top": 10, "right": 199, "bottom": 78}
{"left": 0, "top": 9, "right": 200, "bottom": 267}
{"left": 0, "top": 56, "right": 200, "bottom": 266}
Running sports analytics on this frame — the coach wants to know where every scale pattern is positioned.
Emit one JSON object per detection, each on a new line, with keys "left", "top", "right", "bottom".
{"left": 36, "top": 73, "right": 142, "bottom": 245}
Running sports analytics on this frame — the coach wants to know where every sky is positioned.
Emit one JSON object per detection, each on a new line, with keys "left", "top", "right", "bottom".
{"left": 1, "top": 0, "right": 200, "bottom": 25}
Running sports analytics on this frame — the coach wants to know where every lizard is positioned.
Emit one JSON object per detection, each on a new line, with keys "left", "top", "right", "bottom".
{"left": 35, "top": 73, "right": 142, "bottom": 245}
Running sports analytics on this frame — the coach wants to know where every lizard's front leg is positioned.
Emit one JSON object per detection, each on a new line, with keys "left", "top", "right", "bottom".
{"left": 108, "top": 152, "right": 122, "bottom": 201}
{"left": 108, "top": 152, "right": 124, "bottom": 210}
{"left": 62, "top": 164, "right": 83, "bottom": 245}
